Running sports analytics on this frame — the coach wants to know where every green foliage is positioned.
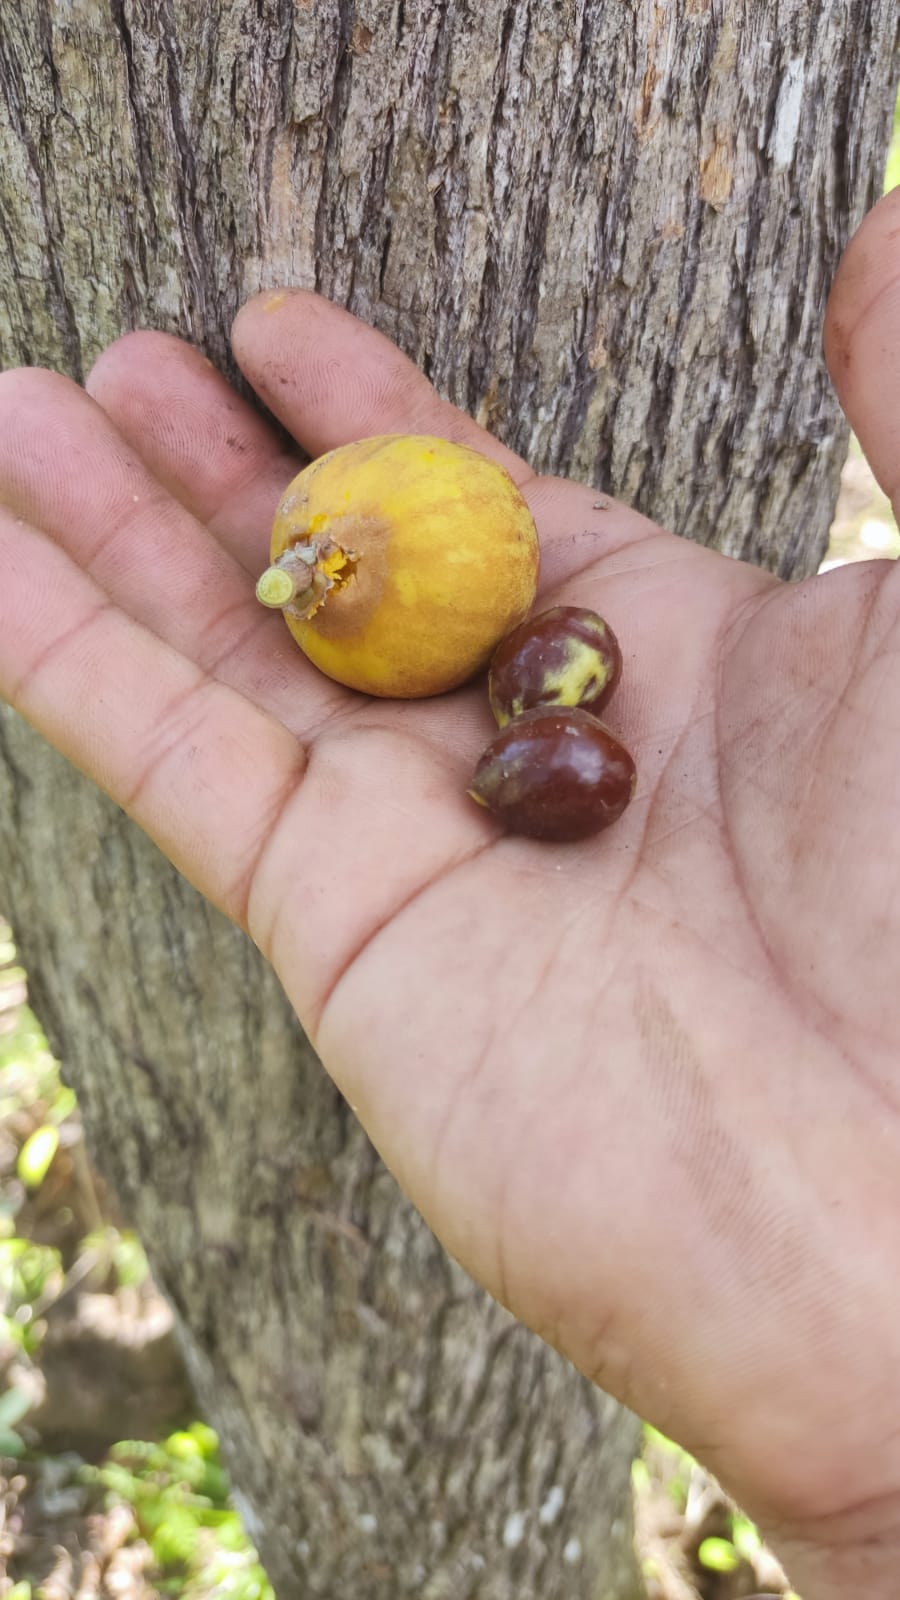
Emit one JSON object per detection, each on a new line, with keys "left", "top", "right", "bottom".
{"left": 0, "top": 1381, "right": 32, "bottom": 1457}
{"left": 82, "top": 1424, "right": 275, "bottom": 1600}
{"left": 730, "top": 1512, "right": 761, "bottom": 1560}
{"left": 697, "top": 1536, "right": 740, "bottom": 1574}
{"left": 16, "top": 1124, "right": 59, "bottom": 1189}
{"left": 0, "top": 921, "right": 272, "bottom": 1597}
{"left": 642, "top": 1423, "right": 695, "bottom": 1511}
{"left": 639, "top": 1424, "right": 796, "bottom": 1592}
{"left": 0, "top": 1005, "right": 58, "bottom": 1100}
{"left": 0, "top": 1227, "right": 63, "bottom": 1454}
{"left": 0, "top": 1236, "right": 62, "bottom": 1355}
{"left": 0, "top": 938, "right": 61, "bottom": 1118}
{"left": 78, "top": 1225, "right": 152, "bottom": 1291}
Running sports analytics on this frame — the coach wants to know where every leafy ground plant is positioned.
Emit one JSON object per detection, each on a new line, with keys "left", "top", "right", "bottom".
{"left": 633, "top": 1427, "right": 799, "bottom": 1599}
{"left": 0, "top": 922, "right": 272, "bottom": 1599}
{"left": 83, "top": 1424, "right": 274, "bottom": 1600}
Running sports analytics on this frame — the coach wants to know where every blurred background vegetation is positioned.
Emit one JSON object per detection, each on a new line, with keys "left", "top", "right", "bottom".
{"left": 0, "top": 920, "right": 274, "bottom": 1600}
{"left": 0, "top": 107, "right": 897, "bottom": 1600}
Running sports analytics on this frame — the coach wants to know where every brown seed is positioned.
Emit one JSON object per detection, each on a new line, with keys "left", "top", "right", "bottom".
{"left": 488, "top": 605, "right": 623, "bottom": 727}
{"left": 468, "top": 707, "right": 636, "bottom": 842}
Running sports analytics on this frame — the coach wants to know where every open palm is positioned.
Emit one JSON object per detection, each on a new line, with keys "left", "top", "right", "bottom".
{"left": 2, "top": 191, "right": 899, "bottom": 1599}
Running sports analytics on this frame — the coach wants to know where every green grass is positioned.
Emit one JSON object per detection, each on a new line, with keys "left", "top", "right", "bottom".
{"left": 82, "top": 1425, "right": 275, "bottom": 1600}
{"left": 0, "top": 920, "right": 273, "bottom": 1597}
{"left": 635, "top": 1425, "right": 803, "bottom": 1597}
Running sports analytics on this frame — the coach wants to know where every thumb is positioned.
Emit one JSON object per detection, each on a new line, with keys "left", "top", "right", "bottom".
{"left": 824, "top": 185, "right": 900, "bottom": 521}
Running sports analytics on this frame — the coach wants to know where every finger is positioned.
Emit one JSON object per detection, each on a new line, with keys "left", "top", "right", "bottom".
{"left": 232, "top": 289, "right": 664, "bottom": 583}
{"left": 92, "top": 299, "right": 660, "bottom": 619}
{"left": 0, "top": 505, "right": 306, "bottom": 930}
{"left": 0, "top": 505, "right": 500, "bottom": 1027}
{"left": 86, "top": 330, "right": 301, "bottom": 573}
{"left": 87, "top": 318, "right": 524, "bottom": 566}
{"left": 231, "top": 288, "right": 534, "bottom": 486}
{"left": 0, "top": 367, "right": 348, "bottom": 735}
{"left": 824, "top": 186, "right": 900, "bottom": 517}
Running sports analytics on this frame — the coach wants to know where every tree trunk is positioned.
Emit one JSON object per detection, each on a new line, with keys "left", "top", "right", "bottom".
{"left": 0, "top": 3, "right": 896, "bottom": 1598}
{"left": 2, "top": 2, "right": 897, "bottom": 569}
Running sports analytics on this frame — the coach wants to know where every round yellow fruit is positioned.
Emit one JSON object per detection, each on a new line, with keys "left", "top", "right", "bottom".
{"left": 255, "top": 434, "right": 540, "bottom": 698}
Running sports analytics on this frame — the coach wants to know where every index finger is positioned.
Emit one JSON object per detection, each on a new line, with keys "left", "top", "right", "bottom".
{"left": 231, "top": 289, "right": 534, "bottom": 488}
{"left": 90, "top": 291, "right": 660, "bottom": 606}
{"left": 233, "top": 289, "right": 664, "bottom": 588}
{"left": 824, "top": 186, "right": 900, "bottom": 517}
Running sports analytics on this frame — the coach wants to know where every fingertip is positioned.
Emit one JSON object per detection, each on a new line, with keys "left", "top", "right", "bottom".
{"left": 824, "top": 188, "right": 900, "bottom": 509}
{"left": 86, "top": 328, "right": 216, "bottom": 405}
{"left": 824, "top": 187, "right": 900, "bottom": 371}
{"left": 81, "top": 323, "right": 297, "bottom": 548}
{"left": 231, "top": 285, "right": 301, "bottom": 324}
{"left": 0, "top": 364, "right": 77, "bottom": 412}
{"left": 232, "top": 286, "right": 410, "bottom": 449}
{"left": 230, "top": 287, "right": 323, "bottom": 363}
{"left": 229, "top": 285, "right": 533, "bottom": 484}
{"left": 0, "top": 366, "right": 98, "bottom": 503}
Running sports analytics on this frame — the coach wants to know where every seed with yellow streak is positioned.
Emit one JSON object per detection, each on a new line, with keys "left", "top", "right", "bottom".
{"left": 487, "top": 605, "right": 623, "bottom": 727}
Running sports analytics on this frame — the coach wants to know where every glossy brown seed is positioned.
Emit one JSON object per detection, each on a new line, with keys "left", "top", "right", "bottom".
{"left": 468, "top": 707, "right": 636, "bottom": 842}
{"left": 488, "top": 605, "right": 623, "bottom": 727}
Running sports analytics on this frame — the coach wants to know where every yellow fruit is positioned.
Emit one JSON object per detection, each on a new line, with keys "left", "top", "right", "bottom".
{"left": 255, "top": 434, "right": 540, "bottom": 698}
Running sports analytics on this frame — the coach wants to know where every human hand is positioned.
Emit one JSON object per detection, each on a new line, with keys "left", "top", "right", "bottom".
{"left": 1, "top": 188, "right": 899, "bottom": 1600}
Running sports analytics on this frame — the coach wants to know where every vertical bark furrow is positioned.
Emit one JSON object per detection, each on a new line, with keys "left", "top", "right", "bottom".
{"left": 312, "top": 0, "right": 358, "bottom": 298}
{"left": 109, "top": 0, "right": 161, "bottom": 251}
{"left": 157, "top": 0, "right": 208, "bottom": 323}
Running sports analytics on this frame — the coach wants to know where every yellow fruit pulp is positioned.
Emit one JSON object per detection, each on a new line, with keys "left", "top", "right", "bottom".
{"left": 264, "top": 434, "right": 540, "bottom": 697}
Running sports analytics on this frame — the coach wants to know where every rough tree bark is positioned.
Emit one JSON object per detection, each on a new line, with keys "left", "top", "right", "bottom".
{"left": 0, "top": 2, "right": 897, "bottom": 1598}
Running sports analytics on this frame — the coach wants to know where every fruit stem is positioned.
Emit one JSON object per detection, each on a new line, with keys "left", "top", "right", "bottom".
{"left": 256, "top": 566, "right": 299, "bottom": 609}
{"left": 256, "top": 539, "right": 357, "bottom": 620}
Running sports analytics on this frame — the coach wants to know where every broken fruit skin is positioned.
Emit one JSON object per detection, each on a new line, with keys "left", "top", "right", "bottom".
{"left": 259, "top": 434, "right": 540, "bottom": 698}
